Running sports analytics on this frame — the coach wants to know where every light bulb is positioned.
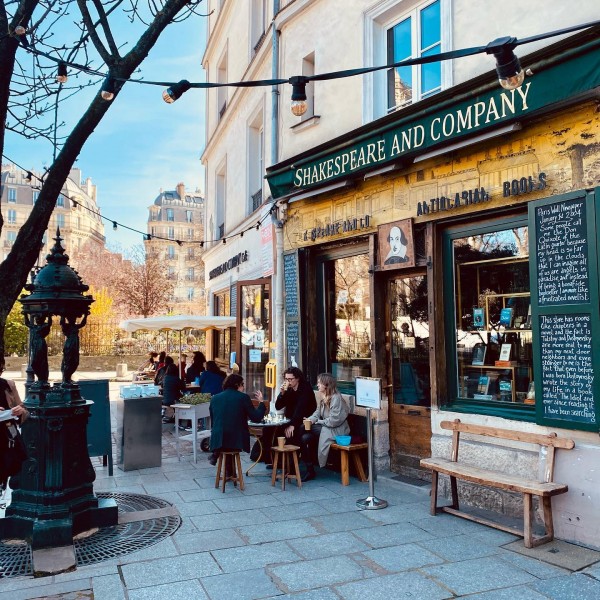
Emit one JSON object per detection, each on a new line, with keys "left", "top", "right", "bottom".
{"left": 112, "top": 221, "right": 118, "bottom": 231}
{"left": 101, "top": 77, "right": 115, "bottom": 101}
{"left": 163, "top": 80, "right": 191, "bottom": 104}
{"left": 498, "top": 70, "right": 525, "bottom": 90}
{"left": 15, "top": 25, "right": 27, "bottom": 35}
{"left": 56, "top": 62, "right": 68, "bottom": 84}
{"left": 291, "top": 100, "right": 308, "bottom": 116}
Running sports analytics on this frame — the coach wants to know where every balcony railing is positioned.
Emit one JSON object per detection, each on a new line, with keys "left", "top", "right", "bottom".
{"left": 251, "top": 189, "right": 263, "bottom": 212}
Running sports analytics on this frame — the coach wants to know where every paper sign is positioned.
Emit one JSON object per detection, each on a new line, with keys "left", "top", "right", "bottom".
{"left": 229, "top": 352, "right": 237, "bottom": 369}
{"left": 254, "top": 329, "right": 265, "bottom": 348}
{"left": 355, "top": 376, "right": 382, "bottom": 410}
{"left": 249, "top": 349, "right": 262, "bottom": 363}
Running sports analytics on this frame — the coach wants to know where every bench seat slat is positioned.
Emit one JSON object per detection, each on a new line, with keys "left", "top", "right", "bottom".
{"left": 330, "top": 443, "right": 368, "bottom": 451}
{"left": 420, "top": 457, "right": 568, "bottom": 496}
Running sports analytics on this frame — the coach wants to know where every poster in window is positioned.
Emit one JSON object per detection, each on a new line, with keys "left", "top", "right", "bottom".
{"left": 378, "top": 219, "right": 415, "bottom": 270}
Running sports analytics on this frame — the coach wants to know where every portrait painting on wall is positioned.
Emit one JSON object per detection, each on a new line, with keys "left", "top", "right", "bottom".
{"left": 378, "top": 219, "right": 415, "bottom": 270}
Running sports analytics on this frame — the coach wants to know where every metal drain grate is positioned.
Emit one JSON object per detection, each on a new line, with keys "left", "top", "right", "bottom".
{"left": 0, "top": 492, "right": 181, "bottom": 578}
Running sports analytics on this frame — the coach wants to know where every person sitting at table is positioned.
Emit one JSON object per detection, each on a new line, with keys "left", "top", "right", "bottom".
{"left": 274, "top": 367, "right": 317, "bottom": 446}
{"left": 179, "top": 353, "right": 188, "bottom": 380}
{"left": 156, "top": 351, "right": 166, "bottom": 372}
{"left": 155, "top": 355, "right": 174, "bottom": 388}
{"left": 185, "top": 351, "right": 206, "bottom": 384}
{"left": 208, "top": 374, "right": 268, "bottom": 465}
{"left": 300, "top": 372, "right": 350, "bottom": 482}
{"left": 161, "top": 363, "right": 185, "bottom": 423}
{"left": 197, "top": 360, "right": 226, "bottom": 395}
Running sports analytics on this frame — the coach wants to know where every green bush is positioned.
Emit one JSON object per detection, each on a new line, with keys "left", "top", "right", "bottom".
{"left": 182, "top": 393, "right": 211, "bottom": 405}
{"left": 5, "top": 304, "right": 28, "bottom": 356}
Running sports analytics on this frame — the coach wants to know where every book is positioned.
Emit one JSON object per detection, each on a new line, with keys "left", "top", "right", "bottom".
{"left": 499, "top": 307, "right": 514, "bottom": 327}
{"left": 495, "top": 360, "right": 517, "bottom": 367}
{"left": 471, "top": 343, "right": 486, "bottom": 366}
{"left": 473, "top": 394, "right": 493, "bottom": 401}
{"left": 499, "top": 343, "right": 512, "bottom": 362}
{"left": 524, "top": 304, "right": 532, "bottom": 329}
{"left": 473, "top": 308, "right": 485, "bottom": 329}
{"left": 499, "top": 380, "right": 513, "bottom": 392}
{"left": 477, "top": 375, "right": 490, "bottom": 394}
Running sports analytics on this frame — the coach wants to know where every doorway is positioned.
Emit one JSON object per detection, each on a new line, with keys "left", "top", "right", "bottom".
{"left": 388, "top": 274, "right": 431, "bottom": 478}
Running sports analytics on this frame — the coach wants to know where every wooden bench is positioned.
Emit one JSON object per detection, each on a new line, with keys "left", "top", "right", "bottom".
{"left": 329, "top": 442, "right": 368, "bottom": 486}
{"left": 420, "top": 419, "right": 575, "bottom": 548}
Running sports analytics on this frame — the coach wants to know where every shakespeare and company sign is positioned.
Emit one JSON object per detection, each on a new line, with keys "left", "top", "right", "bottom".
{"left": 266, "top": 47, "right": 599, "bottom": 200}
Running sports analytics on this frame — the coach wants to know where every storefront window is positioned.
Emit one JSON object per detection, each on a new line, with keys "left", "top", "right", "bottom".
{"left": 451, "top": 224, "right": 534, "bottom": 407}
{"left": 214, "top": 291, "right": 231, "bottom": 361}
{"left": 240, "top": 282, "right": 270, "bottom": 392}
{"left": 327, "top": 254, "right": 372, "bottom": 384}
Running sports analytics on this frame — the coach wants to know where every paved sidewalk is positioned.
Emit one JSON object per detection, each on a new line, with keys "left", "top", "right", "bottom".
{"left": 1, "top": 379, "right": 600, "bottom": 599}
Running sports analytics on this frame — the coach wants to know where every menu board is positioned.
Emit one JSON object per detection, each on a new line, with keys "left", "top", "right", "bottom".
{"left": 539, "top": 314, "right": 595, "bottom": 425}
{"left": 230, "top": 284, "right": 237, "bottom": 317}
{"left": 283, "top": 252, "right": 299, "bottom": 318}
{"left": 535, "top": 198, "right": 589, "bottom": 305}
{"left": 286, "top": 321, "right": 300, "bottom": 366}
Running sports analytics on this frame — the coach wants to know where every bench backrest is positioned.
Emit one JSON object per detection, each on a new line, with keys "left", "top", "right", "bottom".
{"left": 440, "top": 419, "right": 575, "bottom": 483}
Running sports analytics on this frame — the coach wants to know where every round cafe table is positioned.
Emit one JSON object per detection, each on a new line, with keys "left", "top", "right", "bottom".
{"left": 246, "top": 418, "right": 290, "bottom": 476}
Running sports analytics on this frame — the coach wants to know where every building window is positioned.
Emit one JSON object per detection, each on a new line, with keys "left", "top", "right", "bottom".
{"left": 166, "top": 208, "right": 174, "bottom": 222}
{"left": 366, "top": 0, "right": 449, "bottom": 121}
{"left": 8, "top": 188, "right": 16, "bottom": 203}
{"left": 56, "top": 195, "right": 65, "bottom": 207}
{"left": 7, "top": 209, "right": 16, "bottom": 224}
{"left": 167, "top": 245, "right": 175, "bottom": 259}
{"left": 57, "top": 213, "right": 65, "bottom": 228}
{"left": 216, "top": 168, "right": 226, "bottom": 240}
{"left": 7, "top": 231, "right": 17, "bottom": 245}
{"left": 186, "top": 210, "right": 193, "bottom": 223}
{"left": 168, "top": 266, "right": 176, "bottom": 280}
{"left": 168, "top": 226, "right": 175, "bottom": 240}
{"left": 32, "top": 191, "right": 39, "bottom": 204}
{"left": 217, "top": 52, "right": 228, "bottom": 120}
{"left": 187, "top": 288, "right": 195, "bottom": 301}
{"left": 187, "top": 267, "right": 195, "bottom": 281}
{"left": 214, "top": 290, "right": 231, "bottom": 361}
{"left": 187, "top": 228, "right": 194, "bottom": 241}
{"left": 251, "top": 0, "right": 267, "bottom": 53}
{"left": 248, "top": 111, "right": 264, "bottom": 213}
{"left": 188, "top": 247, "right": 195, "bottom": 260}
{"left": 445, "top": 218, "right": 534, "bottom": 415}
{"left": 301, "top": 52, "right": 315, "bottom": 120}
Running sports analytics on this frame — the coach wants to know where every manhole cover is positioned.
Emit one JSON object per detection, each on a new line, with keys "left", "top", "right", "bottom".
{"left": 0, "top": 492, "right": 181, "bottom": 579}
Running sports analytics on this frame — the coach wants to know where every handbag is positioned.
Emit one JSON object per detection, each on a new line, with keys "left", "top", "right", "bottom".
{"left": 0, "top": 420, "right": 28, "bottom": 485}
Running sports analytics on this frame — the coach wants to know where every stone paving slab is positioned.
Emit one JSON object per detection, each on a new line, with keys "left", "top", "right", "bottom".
{"left": 503, "top": 538, "right": 600, "bottom": 570}
{"left": 264, "top": 590, "right": 340, "bottom": 600}
{"left": 258, "top": 500, "right": 332, "bottom": 522}
{"left": 308, "top": 511, "right": 381, "bottom": 534}
{"left": 268, "top": 554, "right": 376, "bottom": 593}
{"left": 463, "top": 586, "right": 550, "bottom": 599}
{"left": 360, "top": 542, "right": 445, "bottom": 572}
{"left": 211, "top": 540, "right": 301, "bottom": 573}
{"left": 353, "top": 521, "right": 435, "bottom": 548}
{"left": 237, "top": 518, "right": 322, "bottom": 544}
{"left": 173, "top": 527, "right": 246, "bottom": 554}
{"left": 531, "top": 572, "right": 600, "bottom": 599}
{"left": 200, "top": 567, "right": 281, "bottom": 600}
{"left": 287, "top": 531, "right": 372, "bottom": 559}
{"left": 418, "top": 533, "right": 503, "bottom": 561}
{"left": 190, "top": 508, "right": 262, "bottom": 531}
{"left": 127, "top": 579, "right": 208, "bottom": 600}
{"left": 0, "top": 578, "right": 91, "bottom": 600}
{"left": 91, "top": 574, "right": 126, "bottom": 600}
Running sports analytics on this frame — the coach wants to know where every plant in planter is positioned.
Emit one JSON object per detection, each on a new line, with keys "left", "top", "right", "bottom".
{"left": 182, "top": 393, "right": 211, "bottom": 405}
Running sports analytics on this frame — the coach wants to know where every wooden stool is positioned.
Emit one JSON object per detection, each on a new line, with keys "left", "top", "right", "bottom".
{"left": 329, "top": 443, "right": 368, "bottom": 486}
{"left": 214, "top": 450, "right": 245, "bottom": 492}
{"left": 271, "top": 445, "right": 302, "bottom": 490}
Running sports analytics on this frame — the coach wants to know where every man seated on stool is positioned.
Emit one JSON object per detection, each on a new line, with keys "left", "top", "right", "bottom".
{"left": 208, "top": 374, "right": 269, "bottom": 466}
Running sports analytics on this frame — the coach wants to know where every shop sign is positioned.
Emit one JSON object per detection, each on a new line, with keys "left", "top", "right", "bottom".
{"left": 266, "top": 46, "right": 600, "bottom": 200}
{"left": 377, "top": 219, "right": 415, "bottom": 270}
{"left": 303, "top": 215, "right": 371, "bottom": 241}
{"left": 416, "top": 173, "right": 547, "bottom": 216}
{"left": 208, "top": 251, "right": 248, "bottom": 280}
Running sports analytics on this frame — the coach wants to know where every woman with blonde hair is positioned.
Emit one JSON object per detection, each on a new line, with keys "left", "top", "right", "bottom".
{"left": 300, "top": 373, "right": 350, "bottom": 482}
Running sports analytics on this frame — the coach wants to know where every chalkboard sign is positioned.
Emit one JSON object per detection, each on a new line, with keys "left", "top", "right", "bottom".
{"left": 535, "top": 198, "right": 589, "bottom": 305}
{"left": 539, "top": 314, "right": 595, "bottom": 425}
{"left": 286, "top": 321, "right": 300, "bottom": 366}
{"left": 283, "top": 252, "right": 299, "bottom": 318}
{"left": 529, "top": 190, "right": 600, "bottom": 432}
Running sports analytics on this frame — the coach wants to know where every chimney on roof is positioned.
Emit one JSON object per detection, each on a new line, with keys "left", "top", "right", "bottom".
{"left": 176, "top": 182, "right": 185, "bottom": 200}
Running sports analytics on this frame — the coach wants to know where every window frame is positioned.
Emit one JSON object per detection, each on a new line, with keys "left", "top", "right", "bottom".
{"left": 7, "top": 187, "right": 17, "bottom": 203}
{"left": 363, "top": 0, "right": 452, "bottom": 122}
{"left": 442, "top": 213, "right": 535, "bottom": 422}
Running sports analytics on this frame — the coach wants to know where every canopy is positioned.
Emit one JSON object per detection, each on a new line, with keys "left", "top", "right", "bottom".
{"left": 119, "top": 315, "right": 236, "bottom": 333}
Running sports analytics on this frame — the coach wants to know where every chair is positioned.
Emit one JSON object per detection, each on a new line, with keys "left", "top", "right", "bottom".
{"left": 271, "top": 445, "right": 302, "bottom": 490}
{"left": 214, "top": 450, "right": 244, "bottom": 492}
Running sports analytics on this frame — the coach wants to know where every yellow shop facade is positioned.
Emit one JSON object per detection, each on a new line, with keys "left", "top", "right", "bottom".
{"left": 266, "top": 30, "right": 600, "bottom": 548}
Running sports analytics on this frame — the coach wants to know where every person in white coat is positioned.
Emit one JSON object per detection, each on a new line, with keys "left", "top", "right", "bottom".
{"left": 300, "top": 373, "right": 350, "bottom": 482}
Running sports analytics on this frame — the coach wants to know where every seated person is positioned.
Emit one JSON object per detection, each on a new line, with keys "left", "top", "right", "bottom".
{"left": 156, "top": 351, "right": 166, "bottom": 372}
{"left": 186, "top": 351, "right": 206, "bottom": 384}
{"left": 208, "top": 374, "right": 268, "bottom": 465}
{"left": 197, "top": 360, "right": 226, "bottom": 395}
{"left": 161, "top": 363, "right": 185, "bottom": 423}
{"left": 133, "top": 351, "right": 158, "bottom": 381}
{"left": 300, "top": 373, "right": 350, "bottom": 482}
{"left": 154, "top": 355, "right": 174, "bottom": 388}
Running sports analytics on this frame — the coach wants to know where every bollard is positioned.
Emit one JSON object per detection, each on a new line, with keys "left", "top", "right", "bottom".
{"left": 116, "top": 363, "right": 128, "bottom": 378}
{"left": 21, "top": 364, "right": 28, "bottom": 378}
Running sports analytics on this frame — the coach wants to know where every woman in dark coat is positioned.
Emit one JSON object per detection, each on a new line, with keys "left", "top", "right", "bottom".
{"left": 161, "top": 363, "right": 185, "bottom": 422}
{"left": 197, "top": 361, "right": 226, "bottom": 395}
{"left": 208, "top": 374, "right": 268, "bottom": 464}
{"left": 185, "top": 351, "right": 206, "bottom": 384}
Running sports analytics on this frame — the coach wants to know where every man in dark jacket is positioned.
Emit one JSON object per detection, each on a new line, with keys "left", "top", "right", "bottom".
{"left": 274, "top": 367, "right": 317, "bottom": 445}
{"left": 208, "top": 374, "right": 268, "bottom": 465}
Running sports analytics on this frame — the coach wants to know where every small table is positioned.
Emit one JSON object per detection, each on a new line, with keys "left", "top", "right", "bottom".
{"left": 173, "top": 403, "right": 211, "bottom": 463}
{"left": 247, "top": 418, "right": 290, "bottom": 476}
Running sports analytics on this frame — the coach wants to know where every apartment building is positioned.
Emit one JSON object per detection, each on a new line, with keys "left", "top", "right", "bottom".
{"left": 145, "top": 183, "right": 206, "bottom": 315}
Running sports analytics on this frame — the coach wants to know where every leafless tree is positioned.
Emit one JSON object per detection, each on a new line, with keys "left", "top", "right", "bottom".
{"left": 114, "top": 245, "right": 174, "bottom": 317}
{"left": 0, "top": 0, "right": 205, "bottom": 369}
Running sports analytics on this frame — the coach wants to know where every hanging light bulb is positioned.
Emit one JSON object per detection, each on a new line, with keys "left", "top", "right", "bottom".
{"left": 200, "top": 241, "right": 204, "bottom": 248}
{"left": 56, "top": 62, "right": 68, "bottom": 84}
{"left": 112, "top": 221, "right": 118, "bottom": 231}
{"left": 240, "top": 231, "right": 244, "bottom": 238}
{"left": 162, "top": 80, "right": 191, "bottom": 104}
{"left": 25, "top": 171, "right": 33, "bottom": 183}
{"left": 290, "top": 76, "right": 308, "bottom": 117}
{"left": 256, "top": 222, "right": 261, "bottom": 231}
{"left": 14, "top": 25, "right": 27, "bottom": 36}
{"left": 486, "top": 37, "right": 525, "bottom": 90}
{"left": 100, "top": 76, "right": 115, "bottom": 101}
{"left": 222, "top": 237, "right": 227, "bottom": 244}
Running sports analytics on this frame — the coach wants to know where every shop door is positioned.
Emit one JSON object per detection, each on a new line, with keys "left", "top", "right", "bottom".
{"left": 388, "top": 275, "right": 431, "bottom": 477}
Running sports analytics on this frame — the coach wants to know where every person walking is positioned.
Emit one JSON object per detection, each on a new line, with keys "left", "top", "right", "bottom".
{"left": 300, "top": 373, "right": 350, "bottom": 482}
{"left": 208, "top": 374, "right": 268, "bottom": 465}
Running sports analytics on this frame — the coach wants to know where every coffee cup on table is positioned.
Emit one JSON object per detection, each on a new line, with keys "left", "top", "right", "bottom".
{"left": 303, "top": 418, "right": 312, "bottom": 431}
{"left": 277, "top": 436, "right": 286, "bottom": 449}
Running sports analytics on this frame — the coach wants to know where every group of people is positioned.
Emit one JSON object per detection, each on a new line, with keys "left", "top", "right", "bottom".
{"left": 209, "top": 367, "right": 350, "bottom": 482}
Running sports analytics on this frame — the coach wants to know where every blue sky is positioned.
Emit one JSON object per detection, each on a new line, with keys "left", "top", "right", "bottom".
{"left": 5, "top": 9, "right": 208, "bottom": 251}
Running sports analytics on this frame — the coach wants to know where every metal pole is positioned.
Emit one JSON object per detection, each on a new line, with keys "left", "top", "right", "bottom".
{"left": 356, "top": 408, "right": 388, "bottom": 510}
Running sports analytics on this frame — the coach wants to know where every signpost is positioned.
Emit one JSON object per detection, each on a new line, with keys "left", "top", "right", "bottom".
{"left": 355, "top": 376, "right": 388, "bottom": 510}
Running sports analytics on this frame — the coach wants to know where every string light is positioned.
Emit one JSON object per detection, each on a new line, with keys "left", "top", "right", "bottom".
{"left": 100, "top": 77, "right": 115, "bottom": 101}
{"left": 112, "top": 221, "right": 118, "bottom": 231}
{"left": 56, "top": 62, "right": 68, "bottom": 84}
{"left": 162, "top": 80, "right": 191, "bottom": 104}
